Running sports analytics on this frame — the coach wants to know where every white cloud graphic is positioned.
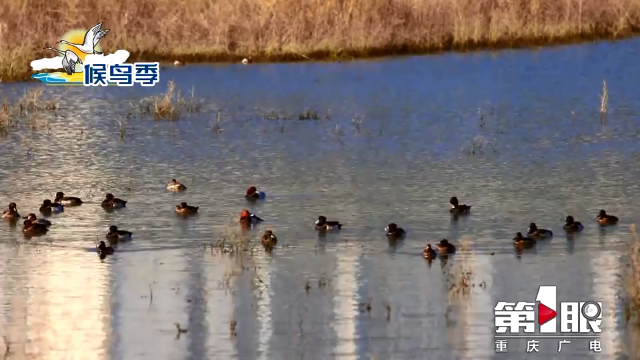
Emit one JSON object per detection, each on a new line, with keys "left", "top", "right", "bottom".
{"left": 30, "top": 50, "right": 130, "bottom": 71}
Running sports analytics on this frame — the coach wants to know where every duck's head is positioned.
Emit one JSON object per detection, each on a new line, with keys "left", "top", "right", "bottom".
{"left": 8, "top": 202, "right": 17, "bottom": 210}
{"left": 264, "top": 230, "right": 274, "bottom": 237}
{"left": 449, "top": 197, "right": 459, "bottom": 206}
{"left": 528, "top": 223, "right": 538, "bottom": 233}
{"left": 386, "top": 223, "right": 398, "bottom": 232}
{"left": 55, "top": 192, "right": 65, "bottom": 199}
{"left": 22, "top": 219, "right": 32, "bottom": 227}
{"left": 180, "top": 202, "right": 188, "bottom": 208}
{"left": 565, "top": 216, "right": 575, "bottom": 224}
{"left": 598, "top": 209, "right": 607, "bottom": 217}
{"left": 315, "top": 216, "right": 327, "bottom": 225}
{"left": 240, "top": 209, "right": 251, "bottom": 219}
{"left": 439, "top": 239, "right": 449, "bottom": 245}
{"left": 105, "top": 193, "right": 115, "bottom": 201}
{"left": 42, "top": 199, "right": 52, "bottom": 206}
{"left": 26, "top": 213, "right": 37, "bottom": 221}
{"left": 109, "top": 225, "right": 118, "bottom": 232}
{"left": 425, "top": 244, "right": 433, "bottom": 251}
{"left": 515, "top": 232, "right": 524, "bottom": 240}
{"left": 170, "top": 179, "right": 178, "bottom": 183}
{"left": 98, "top": 241, "right": 106, "bottom": 250}
{"left": 246, "top": 186, "right": 257, "bottom": 195}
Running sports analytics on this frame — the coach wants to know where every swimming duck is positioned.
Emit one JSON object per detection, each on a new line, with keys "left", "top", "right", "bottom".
{"left": 315, "top": 216, "right": 342, "bottom": 230}
{"left": 527, "top": 223, "right": 553, "bottom": 239}
{"left": 105, "top": 225, "right": 132, "bottom": 242}
{"left": 2, "top": 202, "right": 20, "bottom": 220}
{"left": 39, "top": 199, "right": 63, "bottom": 214}
{"left": 261, "top": 230, "right": 278, "bottom": 251}
{"left": 245, "top": 186, "right": 265, "bottom": 201}
{"left": 596, "top": 210, "right": 618, "bottom": 226}
{"left": 437, "top": 239, "right": 456, "bottom": 254}
{"left": 385, "top": 223, "right": 406, "bottom": 239}
{"left": 422, "top": 244, "right": 437, "bottom": 260}
{"left": 240, "top": 209, "right": 263, "bottom": 224}
{"left": 449, "top": 197, "right": 472, "bottom": 215}
{"left": 513, "top": 232, "right": 536, "bottom": 247}
{"left": 22, "top": 219, "right": 48, "bottom": 236}
{"left": 167, "top": 179, "right": 187, "bottom": 191}
{"left": 97, "top": 241, "right": 115, "bottom": 256}
{"left": 54, "top": 192, "right": 83, "bottom": 206}
{"left": 176, "top": 202, "right": 199, "bottom": 215}
{"left": 24, "top": 213, "right": 52, "bottom": 227}
{"left": 101, "top": 193, "right": 127, "bottom": 209}
{"left": 563, "top": 216, "right": 584, "bottom": 233}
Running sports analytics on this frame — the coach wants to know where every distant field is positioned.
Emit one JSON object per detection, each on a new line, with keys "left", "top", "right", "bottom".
{"left": 1, "top": 0, "right": 640, "bottom": 82}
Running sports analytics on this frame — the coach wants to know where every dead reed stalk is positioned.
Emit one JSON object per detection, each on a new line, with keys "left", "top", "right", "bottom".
{"left": 600, "top": 79, "right": 609, "bottom": 123}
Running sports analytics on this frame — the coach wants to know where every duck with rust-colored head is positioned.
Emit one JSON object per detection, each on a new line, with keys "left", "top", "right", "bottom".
{"left": 24, "top": 213, "right": 51, "bottom": 228}
{"left": 437, "top": 239, "right": 456, "bottom": 254}
{"left": 54, "top": 192, "right": 83, "bottom": 206}
{"left": 97, "top": 241, "right": 115, "bottom": 257}
{"left": 385, "top": 223, "right": 406, "bottom": 240}
{"left": 245, "top": 186, "right": 266, "bottom": 201}
{"left": 449, "top": 197, "right": 471, "bottom": 215}
{"left": 39, "top": 199, "right": 63, "bottom": 214}
{"left": 176, "top": 202, "right": 199, "bottom": 215}
{"left": 527, "top": 223, "right": 553, "bottom": 239}
{"left": 22, "top": 219, "right": 48, "bottom": 236}
{"left": 240, "top": 209, "right": 263, "bottom": 224}
{"left": 106, "top": 225, "right": 132, "bottom": 242}
{"left": 2, "top": 202, "right": 20, "bottom": 220}
{"left": 261, "top": 230, "right": 278, "bottom": 251}
{"left": 563, "top": 216, "right": 584, "bottom": 233}
{"left": 513, "top": 232, "right": 536, "bottom": 248}
{"left": 315, "top": 216, "right": 342, "bottom": 230}
{"left": 596, "top": 210, "right": 618, "bottom": 226}
{"left": 102, "top": 193, "right": 127, "bottom": 209}
{"left": 167, "top": 179, "right": 187, "bottom": 191}
{"left": 422, "top": 244, "right": 437, "bottom": 260}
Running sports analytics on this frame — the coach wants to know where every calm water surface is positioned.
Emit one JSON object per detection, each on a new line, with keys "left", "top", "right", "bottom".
{"left": 1, "top": 38, "right": 640, "bottom": 360}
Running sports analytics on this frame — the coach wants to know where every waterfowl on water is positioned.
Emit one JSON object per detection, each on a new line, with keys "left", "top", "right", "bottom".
{"left": 563, "top": 216, "right": 584, "bottom": 233}
{"left": 437, "top": 239, "right": 456, "bottom": 254}
{"left": 422, "top": 244, "right": 437, "bottom": 260}
{"left": 261, "top": 230, "right": 278, "bottom": 250}
{"left": 167, "top": 179, "right": 187, "bottom": 191}
{"left": 513, "top": 232, "right": 536, "bottom": 247}
{"left": 101, "top": 193, "right": 127, "bottom": 209}
{"left": 596, "top": 210, "right": 618, "bottom": 226}
{"left": 449, "top": 197, "right": 471, "bottom": 215}
{"left": 245, "top": 186, "right": 265, "bottom": 201}
{"left": 39, "top": 199, "right": 63, "bottom": 214}
{"left": 2, "top": 202, "right": 20, "bottom": 220}
{"left": 527, "top": 223, "right": 553, "bottom": 239}
{"left": 54, "top": 192, "right": 83, "bottom": 206}
{"left": 315, "top": 216, "right": 342, "bottom": 230}
{"left": 22, "top": 219, "right": 48, "bottom": 236}
{"left": 106, "top": 225, "right": 132, "bottom": 242}
{"left": 385, "top": 223, "right": 406, "bottom": 240}
{"left": 24, "top": 213, "right": 52, "bottom": 227}
{"left": 176, "top": 202, "right": 199, "bottom": 215}
{"left": 97, "top": 241, "right": 114, "bottom": 256}
{"left": 240, "top": 209, "right": 263, "bottom": 224}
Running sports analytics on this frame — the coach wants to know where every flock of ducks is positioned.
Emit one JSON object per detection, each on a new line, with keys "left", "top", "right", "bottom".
{"left": 1, "top": 180, "right": 621, "bottom": 260}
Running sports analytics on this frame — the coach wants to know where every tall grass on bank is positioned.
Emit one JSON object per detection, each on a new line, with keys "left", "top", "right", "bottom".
{"left": 2, "top": 0, "right": 640, "bottom": 81}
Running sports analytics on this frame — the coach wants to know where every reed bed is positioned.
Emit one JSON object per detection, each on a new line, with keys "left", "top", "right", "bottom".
{"left": 0, "top": 87, "right": 58, "bottom": 135}
{"left": 2, "top": 0, "right": 640, "bottom": 82}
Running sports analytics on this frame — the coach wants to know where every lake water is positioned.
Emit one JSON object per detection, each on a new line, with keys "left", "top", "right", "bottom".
{"left": 1, "top": 38, "right": 640, "bottom": 360}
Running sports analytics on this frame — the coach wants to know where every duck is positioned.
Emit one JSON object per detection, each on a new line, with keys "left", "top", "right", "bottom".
{"left": 422, "top": 244, "right": 437, "bottom": 260}
{"left": 449, "top": 196, "right": 472, "bottom": 215}
{"left": 2, "top": 202, "right": 20, "bottom": 220}
{"left": 54, "top": 192, "right": 83, "bottom": 206}
{"left": 240, "top": 209, "right": 263, "bottom": 224}
{"left": 245, "top": 186, "right": 265, "bottom": 201}
{"left": 563, "top": 215, "right": 584, "bottom": 233}
{"left": 97, "top": 241, "right": 115, "bottom": 256}
{"left": 101, "top": 193, "right": 127, "bottom": 209}
{"left": 596, "top": 210, "right": 618, "bottom": 226}
{"left": 39, "top": 199, "right": 63, "bottom": 214}
{"left": 176, "top": 202, "right": 199, "bottom": 215}
{"left": 513, "top": 232, "right": 536, "bottom": 247}
{"left": 527, "top": 223, "right": 553, "bottom": 239}
{"left": 105, "top": 225, "right": 132, "bottom": 242}
{"left": 385, "top": 223, "right": 406, "bottom": 240}
{"left": 166, "top": 179, "right": 187, "bottom": 191}
{"left": 437, "top": 239, "right": 456, "bottom": 254}
{"left": 22, "top": 219, "right": 48, "bottom": 236}
{"left": 24, "top": 213, "right": 52, "bottom": 228}
{"left": 261, "top": 230, "right": 278, "bottom": 250}
{"left": 315, "top": 216, "right": 342, "bottom": 230}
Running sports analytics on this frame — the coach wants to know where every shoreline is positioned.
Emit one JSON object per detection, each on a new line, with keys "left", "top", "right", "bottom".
{"left": 3, "top": 30, "right": 640, "bottom": 84}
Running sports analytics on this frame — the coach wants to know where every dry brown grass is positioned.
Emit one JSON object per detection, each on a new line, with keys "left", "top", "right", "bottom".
{"left": 2, "top": 0, "right": 640, "bottom": 81}
{"left": 0, "top": 87, "right": 58, "bottom": 135}
{"left": 129, "top": 80, "right": 201, "bottom": 120}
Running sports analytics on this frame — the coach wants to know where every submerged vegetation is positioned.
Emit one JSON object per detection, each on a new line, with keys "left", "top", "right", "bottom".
{"left": 0, "top": 87, "right": 59, "bottom": 135}
{"left": 2, "top": 0, "right": 640, "bottom": 81}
